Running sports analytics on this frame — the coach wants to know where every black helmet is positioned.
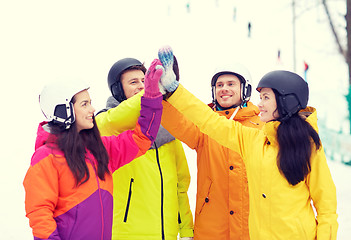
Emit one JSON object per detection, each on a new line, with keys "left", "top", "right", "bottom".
{"left": 256, "top": 70, "right": 308, "bottom": 119}
{"left": 107, "top": 58, "right": 145, "bottom": 102}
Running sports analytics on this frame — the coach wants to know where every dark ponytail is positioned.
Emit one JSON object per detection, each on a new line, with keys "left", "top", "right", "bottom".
{"left": 276, "top": 115, "right": 321, "bottom": 185}
{"left": 274, "top": 90, "right": 321, "bottom": 185}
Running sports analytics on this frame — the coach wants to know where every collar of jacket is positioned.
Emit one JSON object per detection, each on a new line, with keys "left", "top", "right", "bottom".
{"left": 262, "top": 106, "right": 318, "bottom": 146}
{"left": 103, "top": 96, "right": 176, "bottom": 149}
{"left": 209, "top": 101, "right": 260, "bottom": 120}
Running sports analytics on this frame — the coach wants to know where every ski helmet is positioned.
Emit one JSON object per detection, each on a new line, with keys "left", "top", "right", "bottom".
{"left": 39, "top": 81, "right": 90, "bottom": 129}
{"left": 256, "top": 70, "right": 308, "bottom": 119}
{"left": 211, "top": 63, "right": 252, "bottom": 106}
{"left": 107, "top": 58, "right": 145, "bottom": 102}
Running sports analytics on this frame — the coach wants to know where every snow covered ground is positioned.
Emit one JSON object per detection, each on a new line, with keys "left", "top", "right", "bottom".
{"left": 1, "top": 0, "right": 350, "bottom": 239}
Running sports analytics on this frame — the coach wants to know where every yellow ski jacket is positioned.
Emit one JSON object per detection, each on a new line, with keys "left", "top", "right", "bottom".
{"left": 96, "top": 93, "right": 194, "bottom": 240}
{"left": 166, "top": 84, "right": 338, "bottom": 240}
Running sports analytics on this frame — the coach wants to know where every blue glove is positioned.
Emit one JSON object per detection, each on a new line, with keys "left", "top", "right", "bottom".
{"left": 158, "top": 45, "right": 180, "bottom": 93}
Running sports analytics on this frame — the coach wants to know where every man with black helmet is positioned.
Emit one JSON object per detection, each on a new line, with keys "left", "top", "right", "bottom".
{"left": 96, "top": 58, "right": 194, "bottom": 240}
{"left": 107, "top": 58, "right": 147, "bottom": 102}
{"left": 160, "top": 59, "right": 263, "bottom": 240}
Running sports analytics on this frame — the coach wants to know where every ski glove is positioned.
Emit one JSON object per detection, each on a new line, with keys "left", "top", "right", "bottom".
{"left": 155, "top": 55, "right": 180, "bottom": 95}
{"left": 144, "top": 59, "right": 163, "bottom": 98}
{"left": 157, "top": 45, "right": 180, "bottom": 93}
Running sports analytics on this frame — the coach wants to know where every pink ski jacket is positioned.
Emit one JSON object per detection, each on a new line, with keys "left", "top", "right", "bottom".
{"left": 23, "top": 96, "right": 162, "bottom": 240}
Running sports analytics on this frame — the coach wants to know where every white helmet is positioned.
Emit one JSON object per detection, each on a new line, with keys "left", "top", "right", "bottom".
{"left": 39, "top": 81, "right": 90, "bottom": 129}
{"left": 211, "top": 63, "right": 252, "bottom": 106}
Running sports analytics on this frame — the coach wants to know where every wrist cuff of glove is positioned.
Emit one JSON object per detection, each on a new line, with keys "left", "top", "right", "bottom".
{"left": 165, "top": 80, "right": 179, "bottom": 92}
{"left": 144, "top": 91, "right": 162, "bottom": 99}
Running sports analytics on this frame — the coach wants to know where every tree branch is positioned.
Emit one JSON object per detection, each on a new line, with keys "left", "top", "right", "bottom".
{"left": 322, "top": 0, "right": 347, "bottom": 59}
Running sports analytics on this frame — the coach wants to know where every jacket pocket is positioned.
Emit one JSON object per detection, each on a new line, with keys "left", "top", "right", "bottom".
{"left": 196, "top": 177, "right": 213, "bottom": 215}
{"left": 123, "top": 178, "right": 134, "bottom": 222}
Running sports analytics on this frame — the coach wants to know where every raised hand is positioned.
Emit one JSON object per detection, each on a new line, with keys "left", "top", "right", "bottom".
{"left": 158, "top": 45, "right": 179, "bottom": 93}
{"left": 144, "top": 59, "right": 163, "bottom": 98}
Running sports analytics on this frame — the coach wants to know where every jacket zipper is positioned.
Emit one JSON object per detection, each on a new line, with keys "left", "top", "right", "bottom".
{"left": 123, "top": 178, "right": 134, "bottom": 222}
{"left": 155, "top": 142, "right": 165, "bottom": 240}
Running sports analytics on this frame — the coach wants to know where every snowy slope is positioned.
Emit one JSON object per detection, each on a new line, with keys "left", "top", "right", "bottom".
{"left": 0, "top": 0, "right": 350, "bottom": 239}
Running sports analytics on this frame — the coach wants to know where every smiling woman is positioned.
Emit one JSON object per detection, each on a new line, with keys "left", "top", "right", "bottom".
{"left": 257, "top": 88, "right": 278, "bottom": 122}
{"left": 23, "top": 58, "right": 163, "bottom": 240}
{"left": 72, "top": 90, "right": 96, "bottom": 132}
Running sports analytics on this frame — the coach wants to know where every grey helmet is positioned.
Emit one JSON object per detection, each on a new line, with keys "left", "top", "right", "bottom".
{"left": 211, "top": 63, "right": 252, "bottom": 107}
{"left": 256, "top": 70, "right": 308, "bottom": 119}
{"left": 107, "top": 58, "right": 145, "bottom": 102}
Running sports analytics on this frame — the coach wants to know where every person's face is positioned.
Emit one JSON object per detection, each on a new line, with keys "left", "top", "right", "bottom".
{"left": 215, "top": 74, "right": 242, "bottom": 108}
{"left": 73, "top": 90, "right": 95, "bottom": 132}
{"left": 120, "top": 69, "right": 145, "bottom": 99}
{"left": 258, "top": 88, "right": 279, "bottom": 122}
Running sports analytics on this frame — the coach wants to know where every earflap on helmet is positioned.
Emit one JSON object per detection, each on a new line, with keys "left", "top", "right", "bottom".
{"left": 52, "top": 102, "right": 75, "bottom": 129}
{"left": 111, "top": 81, "right": 127, "bottom": 103}
{"left": 278, "top": 94, "right": 301, "bottom": 120}
{"left": 241, "top": 82, "right": 252, "bottom": 103}
{"left": 211, "top": 85, "right": 216, "bottom": 106}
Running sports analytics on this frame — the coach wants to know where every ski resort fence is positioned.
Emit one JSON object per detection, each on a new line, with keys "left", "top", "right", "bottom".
{"left": 319, "top": 122, "right": 351, "bottom": 166}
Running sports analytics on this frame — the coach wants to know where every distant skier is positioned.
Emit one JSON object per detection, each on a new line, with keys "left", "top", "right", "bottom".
{"left": 233, "top": 7, "right": 237, "bottom": 21}
{"left": 248, "top": 22, "right": 251, "bottom": 38}
{"left": 304, "top": 61, "right": 309, "bottom": 81}
{"left": 304, "top": 61, "right": 309, "bottom": 72}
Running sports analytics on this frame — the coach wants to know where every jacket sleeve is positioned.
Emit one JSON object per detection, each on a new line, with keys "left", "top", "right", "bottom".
{"left": 166, "top": 84, "right": 255, "bottom": 156}
{"left": 96, "top": 92, "right": 143, "bottom": 136}
{"left": 106, "top": 95, "right": 163, "bottom": 172}
{"left": 307, "top": 145, "right": 338, "bottom": 240}
{"left": 172, "top": 139, "right": 194, "bottom": 237}
{"left": 162, "top": 101, "right": 204, "bottom": 150}
{"left": 23, "top": 152, "right": 61, "bottom": 240}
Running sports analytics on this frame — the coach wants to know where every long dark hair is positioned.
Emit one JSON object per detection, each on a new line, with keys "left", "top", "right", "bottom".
{"left": 48, "top": 99, "right": 110, "bottom": 186}
{"left": 274, "top": 90, "right": 321, "bottom": 186}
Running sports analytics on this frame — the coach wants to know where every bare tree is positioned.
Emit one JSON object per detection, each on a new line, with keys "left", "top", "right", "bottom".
{"left": 347, "top": 0, "right": 351, "bottom": 86}
{"left": 322, "top": 0, "right": 351, "bottom": 133}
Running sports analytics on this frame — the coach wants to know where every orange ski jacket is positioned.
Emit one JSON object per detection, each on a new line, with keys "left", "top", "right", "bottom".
{"left": 161, "top": 100, "right": 263, "bottom": 240}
